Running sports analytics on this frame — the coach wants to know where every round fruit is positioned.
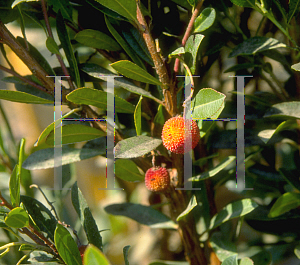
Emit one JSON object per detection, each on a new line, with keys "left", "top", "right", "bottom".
{"left": 145, "top": 167, "right": 170, "bottom": 192}
{"left": 161, "top": 116, "right": 200, "bottom": 154}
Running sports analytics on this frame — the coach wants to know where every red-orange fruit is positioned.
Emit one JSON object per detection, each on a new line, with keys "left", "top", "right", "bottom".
{"left": 145, "top": 167, "right": 170, "bottom": 192}
{"left": 161, "top": 117, "right": 200, "bottom": 154}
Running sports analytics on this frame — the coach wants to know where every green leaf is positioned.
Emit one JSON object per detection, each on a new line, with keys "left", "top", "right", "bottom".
{"left": 229, "top": 37, "right": 287, "bottom": 57}
{"left": 111, "top": 60, "right": 162, "bottom": 85}
{"left": 239, "top": 258, "right": 254, "bottom": 265}
{"left": 279, "top": 168, "right": 300, "bottom": 192}
{"left": 268, "top": 192, "right": 300, "bottom": 218}
{"left": 123, "top": 245, "right": 130, "bottom": 265}
{"left": 221, "top": 255, "right": 238, "bottom": 265}
{"left": 294, "top": 245, "right": 300, "bottom": 259}
{"left": 94, "top": 0, "right": 137, "bottom": 22}
{"left": 187, "top": 0, "right": 196, "bottom": 7}
{"left": 184, "top": 34, "right": 204, "bottom": 74}
{"left": 134, "top": 96, "right": 142, "bottom": 136}
{"left": 105, "top": 16, "right": 145, "bottom": 69}
{"left": 176, "top": 195, "right": 197, "bottom": 222}
{"left": 11, "top": 0, "right": 38, "bottom": 8}
{"left": 192, "top": 88, "right": 226, "bottom": 119}
{"left": 21, "top": 195, "right": 57, "bottom": 241}
{"left": 154, "top": 104, "right": 166, "bottom": 126}
{"left": 45, "top": 124, "right": 106, "bottom": 146}
{"left": 291, "top": 62, "right": 300, "bottom": 71}
{"left": 210, "top": 232, "right": 237, "bottom": 262}
{"left": 258, "top": 119, "right": 299, "bottom": 144}
{"left": 194, "top": 7, "right": 216, "bottom": 33}
{"left": 264, "top": 101, "right": 300, "bottom": 119}
{"left": 5, "top": 207, "right": 29, "bottom": 228}
{"left": 54, "top": 223, "right": 83, "bottom": 265}
{"left": 168, "top": 47, "right": 185, "bottom": 58}
{"left": 114, "top": 136, "right": 162, "bottom": 158}
{"left": 66, "top": 87, "right": 135, "bottom": 113}
{"left": 149, "top": 262, "right": 188, "bottom": 265}
{"left": 192, "top": 156, "right": 236, "bottom": 181}
{"left": 115, "top": 159, "right": 144, "bottom": 182}
{"left": 0, "top": 90, "right": 53, "bottom": 104}
{"left": 84, "top": 245, "right": 110, "bottom": 265}
{"left": 56, "top": 10, "right": 81, "bottom": 87}
{"left": 48, "top": 0, "right": 72, "bottom": 21}
{"left": 230, "top": 0, "right": 255, "bottom": 8}
{"left": 22, "top": 146, "right": 105, "bottom": 170}
{"left": 75, "top": 29, "right": 121, "bottom": 51}
{"left": 46, "top": 37, "right": 61, "bottom": 55}
{"left": 208, "top": 199, "right": 258, "bottom": 231}
{"left": 71, "top": 182, "right": 103, "bottom": 251}
{"left": 288, "top": 0, "right": 300, "bottom": 23}
{"left": 9, "top": 165, "right": 20, "bottom": 207}
{"left": 224, "top": 63, "right": 259, "bottom": 73}
{"left": 105, "top": 203, "right": 178, "bottom": 229}
{"left": 250, "top": 250, "right": 271, "bottom": 265}
{"left": 81, "top": 64, "right": 161, "bottom": 103}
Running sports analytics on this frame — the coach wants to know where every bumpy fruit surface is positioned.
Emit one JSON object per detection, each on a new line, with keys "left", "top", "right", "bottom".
{"left": 145, "top": 167, "right": 170, "bottom": 192}
{"left": 161, "top": 117, "right": 200, "bottom": 154}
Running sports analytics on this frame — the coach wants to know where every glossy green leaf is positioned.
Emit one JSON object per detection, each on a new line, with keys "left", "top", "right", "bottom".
{"left": 221, "top": 255, "right": 238, "bottom": 265}
{"left": 114, "top": 136, "right": 162, "bottom": 158}
{"left": 94, "top": 0, "right": 137, "bottom": 22}
{"left": 258, "top": 119, "right": 299, "bottom": 144}
{"left": 291, "top": 62, "right": 300, "bottom": 71}
{"left": 123, "top": 245, "right": 130, "bottom": 265}
{"left": 111, "top": 60, "right": 162, "bottom": 85}
{"left": 268, "top": 192, "right": 300, "bottom": 218}
{"left": 84, "top": 245, "right": 110, "bottom": 265}
{"left": 0, "top": 90, "right": 53, "bottom": 104}
{"left": 229, "top": 37, "right": 287, "bottom": 57}
{"left": 184, "top": 34, "right": 204, "bottom": 74}
{"left": 192, "top": 88, "right": 226, "bottom": 119}
{"left": 81, "top": 64, "right": 161, "bottom": 103}
{"left": 5, "top": 207, "right": 29, "bottom": 228}
{"left": 208, "top": 199, "right": 258, "bottom": 231}
{"left": 115, "top": 159, "right": 144, "bottom": 182}
{"left": 46, "top": 37, "right": 61, "bottom": 55}
{"left": 54, "top": 223, "right": 83, "bottom": 265}
{"left": 192, "top": 156, "right": 236, "bottom": 181}
{"left": 22, "top": 146, "right": 105, "bottom": 170}
{"left": 45, "top": 124, "right": 106, "bottom": 146}
{"left": 134, "top": 96, "right": 142, "bottom": 136}
{"left": 75, "top": 29, "right": 121, "bottom": 51}
{"left": 67, "top": 87, "right": 135, "bottom": 113}
{"left": 168, "top": 47, "right": 185, "bottom": 58}
{"left": 194, "top": 8, "right": 216, "bottom": 33}
{"left": 264, "top": 101, "right": 300, "bottom": 119}
{"left": 239, "top": 258, "right": 254, "bottom": 265}
{"left": 210, "top": 232, "right": 237, "bottom": 262}
{"left": 21, "top": 195, "right": 57, "bottom": 241}
{"left": 71, "top": 182, "right": 103, "bottom": 251}
{"left": 11, "top": 0, "right": 38, "bottom": 8}
{"left": 48, "top": 0, "right": 72, "bottom": 21}
{"left": 176, "top": 195, "right": 197, "bottom": 222}
{"left": 56, "top": 11, "right": 81, "bottom": 87}
{"left": 105, "top": 16, "right": 145, "bottom": 69}
{"left": 230, "top": 0, "right": 255, "bottom": 8}
{"left": 105, "top": 203, "right": 178, "bottom": 229}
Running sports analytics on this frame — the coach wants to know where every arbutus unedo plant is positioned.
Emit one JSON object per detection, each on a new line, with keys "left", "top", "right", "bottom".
{"left": 0, "top": 0, "right": 300, "bottom": 264}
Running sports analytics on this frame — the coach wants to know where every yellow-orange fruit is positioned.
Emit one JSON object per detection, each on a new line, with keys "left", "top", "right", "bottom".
{"left": 145, "top": 167, "right": 170, "bottom": 192}
{"left": 161, "top": 117, "right": 200, "bottom": 154}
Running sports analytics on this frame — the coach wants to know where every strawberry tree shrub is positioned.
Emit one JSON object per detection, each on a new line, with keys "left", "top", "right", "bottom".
{"left": 0, "top": 0, "right": 300, "bottom": 264}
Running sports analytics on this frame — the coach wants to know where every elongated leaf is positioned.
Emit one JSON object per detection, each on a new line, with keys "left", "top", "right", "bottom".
{"left": 0, "top": 90, "right": 53, "bottom": 104}
{"left": 123, "top": 245, "right": 130, "bottom": 265}
{"left": 111, "top": 60, "right": 162, "bottom": 85}
{"left": 81, "top": 64, "right": 160, "bottom": 102}
{"left": 115, "top": 159, "right": 144, "bottom": 182}
{"left": 194, "top": 8, "right": 216, "bottom": 33}
{"left": 114, "top": 136, "right": 162, "bottom": 158}
{"left": 46, "top": 37, "right": 61, "bottom": 55}
{"left": 295, "top": 245, "right": 300, "bottom": 259}
{"left": 94, "top": 0, "right": 137, "bottom": 22}
{"left": 221, "top": 255, "right": 238, "bottom": 265}
{"left": 169, "top": 47, "right": 185, "bottom": 58}
{"left": 71, "top": 182, "right": 103, "bottom": 250}
{"left": 192, "top": 88, "right": 226, "bottom": 119}
{"left": 184, "top": 34, "right": 204, "bottom": 74}
{"left": 21, "top": 195, "right": 57, "bottom": 241}
{"left": 229, "top": 37, "right": 287, "bottom": 57}
{"left": 104, "top": 203, "right": 178, "bottom": 229}
{"left": 230, "top": 0, "right": 256, "bottom": 8}
{"left": 9, "top": 165, "right": 20, "bottom": 207}
{"left": 176, "top": 195, "right": 197, "bottom": 222}
{"left": 67, "top": 87, "right": 135, "bottom": 113}
{"left": 208, "top": 199, "right": 258, "bottom": 231}
{"left": 268, "top": 192, "right": 300, "bottom": 218}
{"left": 5, "top": 207, "right": 29, "bottom": 228}
{"left": 46, "top": 124, "right": 106, "bottom": 146}
{"left": 12, "top": 0, "right": 38, "bottom": 8}
{"left": 84, "top": 245, "right": 110, "bottom": 265}
{"left": 279, "top": 168, "right": 300, "bottom": 192}
{"left": 49, "top": 0, "right": 72, "bottom": 20}
{"left": 56, "top": 11, "right": 81, "bottom": 87}
{"left": 288, "top": 0, "right": 300, "bottom": 23}
{"left": 22, "top": 146, "right": 105, "bottom": 170}
{"left": 75, "top": 29, "right": 120, "bottom": 51}
{"left": 55, "top": 223, "right": 83, "bottom": 265}
{"left": 264, "top": 101, "right": 300, "bottom": 119}
{"left": 291, "top": 62, "right": 300, "bottom": 71}
{"left": 210, "top": 232, "right": 237, "bottom": 262}
{"left": 250, "top": 251, "right": 271, "bottom": 265}
{"left": 134, "top": 96, "right": 142, "bottom": 136}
